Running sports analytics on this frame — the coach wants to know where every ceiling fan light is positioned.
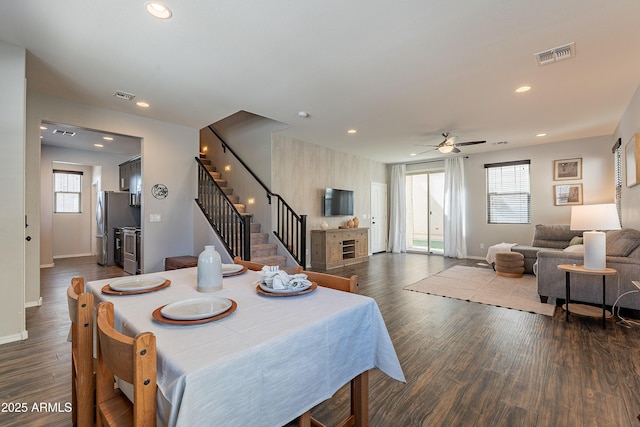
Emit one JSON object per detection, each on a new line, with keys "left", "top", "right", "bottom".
{"left": 438, "top": 145, "right": 454, "bottom": 154}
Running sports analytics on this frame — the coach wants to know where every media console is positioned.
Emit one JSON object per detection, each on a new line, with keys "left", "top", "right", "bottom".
{"left": 310, "top": 228, "right": 369, "bottom": 270}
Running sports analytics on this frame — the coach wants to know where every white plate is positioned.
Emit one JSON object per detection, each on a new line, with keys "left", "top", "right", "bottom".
{"left": 258, "top": 282, "right": 311, "bottom": 294}
{"left": 109, "top": 275, "right": 166, "bottom": 292}
{"left": 222, "top": 264, "right": 244, "bottom": 275}
{"left": 161, "top": 297, "right": 233, "bottom": 320}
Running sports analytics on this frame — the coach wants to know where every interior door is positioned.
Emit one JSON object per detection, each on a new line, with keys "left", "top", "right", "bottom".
{"left": 370, "top": 182, "right": 387, "bottom": 253}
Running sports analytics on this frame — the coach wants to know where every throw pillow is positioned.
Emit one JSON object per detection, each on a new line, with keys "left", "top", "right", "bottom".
{"left": 569, "top": 236, "right": 583, "bottom": 246}
{"left": 606, "top": 229, "right": 640, "bottom": 257}
{"left": 563, "top": 244, "right": 584, "bottom": 253}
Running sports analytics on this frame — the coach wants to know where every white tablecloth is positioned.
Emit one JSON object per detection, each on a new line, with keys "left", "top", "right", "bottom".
{"left": 87, "top": 267, "right": 405, "bottom": 427}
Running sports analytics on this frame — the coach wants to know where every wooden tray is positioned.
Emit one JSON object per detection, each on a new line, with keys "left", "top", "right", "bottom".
{"left": 102, "top": 280, "right": 171, "bottom": 295}
{"left": 223, "top": 266, "right": 248, "bottom": 277}
{"left": 256, "top": 282, "right": 317, "bottom": 297}
{"left": 152, "top": 299, "right": 237, "bottom": 325}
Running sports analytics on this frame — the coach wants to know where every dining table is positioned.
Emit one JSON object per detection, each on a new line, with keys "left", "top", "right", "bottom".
{"left": 86, "top": 266, "right": 405, "bottom": 427}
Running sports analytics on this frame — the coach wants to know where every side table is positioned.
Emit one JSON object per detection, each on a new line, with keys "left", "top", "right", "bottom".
{"left": 557, "top": 264, "right": 617, "bottom": 329}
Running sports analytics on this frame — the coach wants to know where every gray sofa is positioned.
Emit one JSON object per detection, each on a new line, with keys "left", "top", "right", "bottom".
{"left": 512, "top": 224, "right": 583, "bottom": 274}
{"left": 536, "top": 228, "right": 640, "bottom": 311}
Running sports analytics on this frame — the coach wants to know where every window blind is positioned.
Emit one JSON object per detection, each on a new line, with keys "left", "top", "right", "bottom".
{"left": 485, "top": 160, "right": 531, "bottom": 224}
{"left": 613, "top": 138, "right": 622, "bottom": 225}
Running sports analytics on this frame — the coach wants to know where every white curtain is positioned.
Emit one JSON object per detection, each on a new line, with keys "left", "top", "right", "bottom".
{"left": 444, "top": 157, "right": 467, "bottom": 258}
{"left": 388, "top": 164, "right": 406, "bottom": 253}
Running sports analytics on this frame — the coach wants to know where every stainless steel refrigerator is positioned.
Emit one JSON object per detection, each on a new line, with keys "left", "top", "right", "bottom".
{"left": 96, "top": 191, "right": 140, "bottom": 266}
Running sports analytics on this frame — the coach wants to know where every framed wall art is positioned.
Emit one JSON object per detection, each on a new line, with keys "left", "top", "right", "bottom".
{"left": 553, "top": 158, "right": 582, "bottom": 181}
{"left": 554, "top": 183, "right": 583, "bottom": 206}
{"left": 625, "top": 133, "right": 640, "bottom": 188}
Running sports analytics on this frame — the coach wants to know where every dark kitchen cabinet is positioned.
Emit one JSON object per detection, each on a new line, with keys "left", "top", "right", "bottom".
{"left": 119, "top": 162, "right": 130, "bottom": 191}
{"left": 119, "top": 156, "right": 142, "bottom": 206}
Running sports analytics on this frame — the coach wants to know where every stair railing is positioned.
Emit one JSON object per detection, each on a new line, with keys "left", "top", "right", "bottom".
{"left": 205, "top": 125, "right": 307, "bottom": 267}
{"left": 195, "top": 157, "right": 252, "bottom": 261}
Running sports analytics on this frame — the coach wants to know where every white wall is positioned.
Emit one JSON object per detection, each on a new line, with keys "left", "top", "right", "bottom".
{"left": 203, "top": 113, "right": 291, "bottom": 234}
{"left": 200, "top": 127, "right": 273, "bottom": 234}
{"left": 39, "top": 145, "right": 135, "bottom": 265}
{"left": 26, "top": 92, "right": 199, "bottom": 304}
{"left": 271, "top": 134, "right": 388, "bottom": 264}
{"left": 614, "top": 83, "right": 640, "bottom": 230}
{"left": 465, "top": 135, "right": 615, "bottom": 258}
{"left": 51, "top": 163, "right": 93, "bottom": 258}
{"left": 0, "top": 42, "right": 27, "bottom": 343}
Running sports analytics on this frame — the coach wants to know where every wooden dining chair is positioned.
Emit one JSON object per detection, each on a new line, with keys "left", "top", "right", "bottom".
{"left": 96, "top": 301, "right": 157, "bottom": 427}
{"left": 233, "top": 255, "right": 266, "bottom": 271}
{"left": 67, "top": 276, "right": 95, "bottom": 427}
{"left": 294, "top": 269, "right": 363, "bottom": 427}
{"left": 293, "top": 267, "right": 359, "bottom": 294}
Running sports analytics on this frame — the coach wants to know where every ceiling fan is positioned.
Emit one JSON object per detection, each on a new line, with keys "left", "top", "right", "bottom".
{"left": 415, "top": 132, "right": 486, "bottom": 154}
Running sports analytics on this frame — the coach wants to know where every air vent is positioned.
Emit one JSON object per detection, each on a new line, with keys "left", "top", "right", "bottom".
{"left": 114, "top": 90, "right": 136, "bottom": 101}
{"left": 52, "top": 129, "right": 76, "bottom": 136}
{"left": 535, "top": 42, "right": 575, "bottom": 66}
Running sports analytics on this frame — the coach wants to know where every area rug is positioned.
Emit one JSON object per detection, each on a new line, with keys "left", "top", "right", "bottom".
{"left": 404, "top": 265, "right": 555, "bottom": 316}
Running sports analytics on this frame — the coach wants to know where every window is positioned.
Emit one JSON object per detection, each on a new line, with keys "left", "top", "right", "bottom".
{"left": 54, "top": 170, "right": 83, "bottom": 213}
{"left": 485, "top": 160, "right": 531, "bottom": 224}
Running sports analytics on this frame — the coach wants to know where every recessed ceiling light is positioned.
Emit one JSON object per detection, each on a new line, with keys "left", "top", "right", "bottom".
{"left": 145, "top": 1, "right": 172, "bottom": 19}
{"left": 297, "top": 111, "right": 309, "bottom": 118}
{"left": 515, "top": 86, "right": 532, "bottom": 93}
{"left": 136, "top": 101, "right": 150, "bottom": 108}
{"left": 409, "top": 153, "right": 417, "bottom": 156}
{"left": 94, "top": 143, "right": 104, "bottom": 148}
{"left": 536, "top": 133, "right": 547, "bottom": 137}
{"left": 103, "top": 136, "right": 114, "bottom": 141}
{"left": 347, "top": 129, "right": 357, "bottom": 134}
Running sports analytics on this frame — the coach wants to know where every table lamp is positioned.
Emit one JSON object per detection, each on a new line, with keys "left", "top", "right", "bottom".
{"left": 570, "top": 204, "right": 621, "bottom": 270}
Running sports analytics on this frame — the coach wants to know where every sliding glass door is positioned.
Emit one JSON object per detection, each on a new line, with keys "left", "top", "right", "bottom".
{"left": 406, "top": 171, "right": 445, "bottom": 254}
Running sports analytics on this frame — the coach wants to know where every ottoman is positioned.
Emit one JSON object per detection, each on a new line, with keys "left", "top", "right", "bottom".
{"left": 494, "top": 252, "right": 525, "bottom": 278}
{"left": 164, "top": 255, "right": 198, "bottom": 271}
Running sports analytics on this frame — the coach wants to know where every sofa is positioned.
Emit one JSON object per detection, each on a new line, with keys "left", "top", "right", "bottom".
{"left": 536, "top": 228, "right": 640, "bottom": 311}
{"left": 512, "top": 224, "right": 583, "bottom": 274}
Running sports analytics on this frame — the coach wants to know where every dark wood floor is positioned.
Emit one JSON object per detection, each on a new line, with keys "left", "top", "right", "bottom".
{"left": 2, "top": 254, "right": 639, "bottom": 426}
{"left": 0, "top": 258, "right": 127, "bottom": 427}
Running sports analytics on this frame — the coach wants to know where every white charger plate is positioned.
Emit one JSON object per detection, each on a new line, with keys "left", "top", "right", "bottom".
{"left": 222, "top": 264, "right": 244, "bottom": 275}
{"left": 258, "top": 282, "right": 311, "bottom": 294}
{"left": 161, "top": 297, "right": 232, "bottom": 320}
{"left": 109, "top": 275, "right": 166, "bottom": 292}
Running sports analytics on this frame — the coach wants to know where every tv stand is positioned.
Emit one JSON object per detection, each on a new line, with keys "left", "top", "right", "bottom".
{"left": 310, "top": 228, "right": 369, "bottom": 270}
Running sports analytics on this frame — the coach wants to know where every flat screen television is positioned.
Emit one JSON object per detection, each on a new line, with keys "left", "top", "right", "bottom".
{"left": 323, "top": 188, "right": 354, "bottom": 216}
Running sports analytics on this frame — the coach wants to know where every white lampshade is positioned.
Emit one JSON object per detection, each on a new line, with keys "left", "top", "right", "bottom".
{"left": 570, "top": 204, "right": 621, "bottom": 270}
{"left": 570, "top": 204, "right": 621, "bottom": 231}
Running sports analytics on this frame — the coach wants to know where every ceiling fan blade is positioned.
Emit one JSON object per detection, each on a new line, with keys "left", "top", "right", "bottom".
{"left": 451, "top": 147, "right": 461, "bottom": 153}
{"left": 455, "top": 140, "right": 486, "bottom": 146}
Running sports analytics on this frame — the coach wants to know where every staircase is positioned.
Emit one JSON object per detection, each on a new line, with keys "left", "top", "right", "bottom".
{"left": 199, "top": 155, "right": 287, "bottom": 268}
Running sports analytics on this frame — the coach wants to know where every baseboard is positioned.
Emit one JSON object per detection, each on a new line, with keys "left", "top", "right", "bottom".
{"left": 25, "top": 297, "right": 43, "bottom": 308}
{"left": 40, "top": 263, "right": 55, "bottom": 268}
{"left": 53, "top": 253, "right": 93, "bottom": 259}
{"left": 0, "top": 330, "right": 28, "bottom": 345}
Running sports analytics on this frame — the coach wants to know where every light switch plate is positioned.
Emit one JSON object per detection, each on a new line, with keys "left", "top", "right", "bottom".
{"left": 150, "top": 214, "right": 161, "bottom": 222}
